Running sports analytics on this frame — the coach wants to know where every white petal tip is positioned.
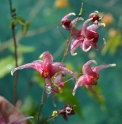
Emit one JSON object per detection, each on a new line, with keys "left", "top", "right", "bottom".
{"left": 11, "top": 71, "right": 13, "bottom": 76}
{"left": 111, "top": 64, "right": 116, "bottom": 67}
{"left": 95, "top": 11, "right": 99, "bottom": 13}
{"left": 71, "top": 13, "right": 76, "bottom": 16}
{"left": 84, "top": 46, "right": 91, "bottom": 52}
{"left": 28, "top": 116, "right": 34, "bottom": 119}
{"left": 103, "top": 38, "right": 106, "bottom": 44}
{"left": 94, "top": 61, "right": 97, "bottom": 65}
{"left": 89, "top": 18, "right": 93, "bottom": 21}
{"left": 39, "top": 53, "right": 43, "bottom": 59}
{"left": 72, "top": 52, "right": 77, "bottom": 56}
{"left": 101, "top": 23, "right": 106, "bottom": 27}
{"left": 79, "top": 17, "right": 84, "bottom": 21}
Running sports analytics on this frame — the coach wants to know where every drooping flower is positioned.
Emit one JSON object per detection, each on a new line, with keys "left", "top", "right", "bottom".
{"left": 61, "top": 12, "right": 82, "bottom": 37}
{"left": 52, "top": 72, "right": 66, "bottom": 94}
{"left": 11, "top": 51, "right": 77, "bottom": 94}
{"left": 61, "top": 12, "right": 106, "bottom": 55}
{"left": 89, "top": 11, "right": 103, "bottom": 22}
{"left": 72, "top": 60, "right": 116, "bottom": 97}
{"left": 58, "top": 104, "right": 75, "bottom": 121}
{"left": 0, "top": 113, "right": 33, "bottom": 124}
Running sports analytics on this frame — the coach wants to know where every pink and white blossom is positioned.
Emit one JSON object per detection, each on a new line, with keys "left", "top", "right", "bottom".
{"left": 73, "top": 60, "right": 116, "bottom": 97}
{"left": 11, "top": 51, "right": 77, "bottom": 94}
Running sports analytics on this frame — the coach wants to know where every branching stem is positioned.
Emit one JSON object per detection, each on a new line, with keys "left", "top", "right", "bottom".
{"left": 9, "top": 0, "right": 18, "bottom": 105}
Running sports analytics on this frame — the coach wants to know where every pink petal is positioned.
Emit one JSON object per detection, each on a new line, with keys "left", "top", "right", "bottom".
{"left": 61, "top": 13, "right": 76, "bottom": 30}
{"left": 51, "top": 62, "right": 66, "bottom": 76}
{"left": 82, "top": 18, "right": 92, "bottom": 36}
{"left": 52, "top": 62, "right": 66, "bottom": 67}
{"left": 80, "top": 38, "right": 92, "bottom": 52}
{"left": 71, "top": 17, "right": 83, "bottom": 25}
{"left": 92, "top": 64, "right": 116, "bottom": 73}
{"left": 55, "top": 66, "right": 77, "bottom": 80}
{"left": 70, "top": 28, "right": 81, "bottom": 38}
{"left": 43, "top": 51, "right": 53, "bottom": 64}
{"left": 82, "top": 60, "right": 97, "bottom": 75}
{"left": 11, "top": 62, "right": 38, "bottom": 76}
{"left": 8, "top": 116, "right": 33, "bottom": 124}
{"left": 72, "top": 75, "right": 86, "bottom": 95}
{"left": 91, "top": 38, "right": 106, "bottom": 50}
{"left": 70, "top": 38, "right": 83, "bottom": 56}
{"left": 87, "top": 23, "right": 105, "bottom": 31}
{"left": 54, "top": 72, "right": 65, "bottom": 85}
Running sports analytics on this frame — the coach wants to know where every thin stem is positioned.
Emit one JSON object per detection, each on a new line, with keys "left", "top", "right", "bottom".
{"left": 61, "top": 35, "right": 71, "bottom": 62}
{"left": 61, "top": 5, "right": 83, "bottom": 62}
{"left": 57, "top": 24, "right": 67, "bottom": 40}
{"left": 9, "top": 0, "right": 18, "bottom": 105}
{"left": 38, "top": 88, "right": 48, "bottom": 124}
{"left": 42, "top": 110, "right": 65, "bottom": 124}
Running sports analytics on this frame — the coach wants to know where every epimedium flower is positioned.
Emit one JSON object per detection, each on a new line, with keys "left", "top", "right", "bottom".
{"left": 57, "top": 104, "right": 75, "bottom": 121}
{"left": 52, "top": 72, "right": 66, "bottom": 94}
{"left": 11, "top": 51, "right": 77, "bottom": 94}
{"left": 0, "top": 113, "right": 33, "bottom": 124}
{"left": 61, "top": 11, "right": 106, "bottom": 55}
{"left": 72, "top": 60, "right": 116, "bottom": 97}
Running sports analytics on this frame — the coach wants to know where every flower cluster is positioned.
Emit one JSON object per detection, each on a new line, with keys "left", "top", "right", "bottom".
{"left": 61, "top": 11, "right": 106, "bottom": 55}
{"left": 10, "top": 10, "right": 116, "bottom": 121}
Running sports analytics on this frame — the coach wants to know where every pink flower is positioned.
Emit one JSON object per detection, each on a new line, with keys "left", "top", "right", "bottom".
{"left": 61, "top": 12, "right": 105, "bottom": 55}
{"left": 0, "top": 113, "right": 33, "bottom": 124}
{"left": 52, "top": 72, "right": 65, "bottom": 94}
{"left": 11, "top": 51, "right": 77, "bottom": 94}
{"left": 61, "top": 12, "right": 82, "bottom": 39}
{"left": 73, "top": 60, "right": 116, "bottom": 97}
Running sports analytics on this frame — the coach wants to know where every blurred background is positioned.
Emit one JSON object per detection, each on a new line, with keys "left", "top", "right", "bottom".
{"left": 0, "top": 0, "right": 122, "bottom": 124}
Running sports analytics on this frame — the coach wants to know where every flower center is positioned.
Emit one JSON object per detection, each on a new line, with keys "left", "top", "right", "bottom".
{"left": 65, "top": 107, "right": 72, "bottom": 114}
{"left": 42, "top": 71, "right": 49, "bottom": 78}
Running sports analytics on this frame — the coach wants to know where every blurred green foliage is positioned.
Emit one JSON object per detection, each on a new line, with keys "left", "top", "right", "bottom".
{"left": 0, "top": 0, "right": 122, "bottom": 124}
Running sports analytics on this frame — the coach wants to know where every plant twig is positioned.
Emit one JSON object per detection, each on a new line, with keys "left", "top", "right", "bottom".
{"left": 9, "top": 0, "right": 18, "bottom": 105}
{"left": 38, "top": 88, "right": 48, "bottom": 124}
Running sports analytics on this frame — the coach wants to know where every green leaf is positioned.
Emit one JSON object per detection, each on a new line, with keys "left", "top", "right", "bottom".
{"left": 0, "top": 56, "right": 23, "bottom": 78}
{"left": 101, "top": 32, "right": 121, "bottom": 55}
{"left": 79, "top": 3, "right": 83, "bottom": 16}
{"left": 56, "top": 84, "right": 83, "bottom": 119}
{"left": 20, "top": 97, "right": 38, "bottom": 115}
{"left": 17, "top": 16, "right": 30, "bottom": 35}
{"left": 84, "top": 85, "right": 106, "bottom": 111}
